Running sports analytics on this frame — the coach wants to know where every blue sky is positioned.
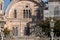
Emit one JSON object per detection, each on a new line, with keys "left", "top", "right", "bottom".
{"left": 4, "top": 0, "right": 48, "bottom": 11}
{"left": 4, "top": 0, "right": 10, "bottom": 11}
{"left": 42, "top": 0, "right": 48, "bottom": 2}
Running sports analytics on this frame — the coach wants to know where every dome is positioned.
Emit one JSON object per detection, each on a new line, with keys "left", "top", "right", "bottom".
{"left": 5, "top": 1, "right": 38, "bottom": 18}
{"left": 5, "top": 0, "right": 42, "bottom": 16}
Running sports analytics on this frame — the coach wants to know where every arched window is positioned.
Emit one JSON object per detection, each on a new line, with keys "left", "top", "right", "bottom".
{"left": 29, "top": 10, "right": 31, "bottom": 18}
{"left": 24, "top": 26, "right": 30, "bottom": 36}
{"left": 23, "top": 9, "right": 31, "bottom": 18}
{"left": 23, "top": 6, "right": 31, "bottom": 18}
{"left": 23, "top": 10, "right": 25, "bottom": 18}
{"left": 12, "top": 27, "right": 18, "bottom": 36}
{"left": 14, "top": 9, "right": 17, "bottom": 18}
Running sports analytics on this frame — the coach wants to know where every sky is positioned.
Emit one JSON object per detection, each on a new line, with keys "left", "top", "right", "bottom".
{"left": 42, "top": 0, "right": 48, "bottom": 2}
{"left": 4, "top": 0, "right": 10, "bottom": 11}
{"left": 4, "top": 0, "right": 48, "bottom": 11}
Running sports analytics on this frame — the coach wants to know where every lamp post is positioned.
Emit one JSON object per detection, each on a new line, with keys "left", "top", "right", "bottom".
{"left": 0, "top": 20, "right": 6, "bottom": 40}
{"left": 29, "top": 23, "right": 36, "bottom": 36}
{"left": 50, "top": 19, "right": 54, "bottom": 40}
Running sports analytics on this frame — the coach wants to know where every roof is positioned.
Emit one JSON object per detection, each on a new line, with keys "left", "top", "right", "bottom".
{"left": 49, "top": 0, "right": 60, "bottom": 2}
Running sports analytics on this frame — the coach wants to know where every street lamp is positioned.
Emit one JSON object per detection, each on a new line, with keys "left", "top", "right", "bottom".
{"left": 0, "top": 20, "right": 6, "bottom": 40}
{"left": 50, "top": 19, "right": 54, "bottom": 40}
{"left": 29, "top": 23, "right": 36, "bottom": 36}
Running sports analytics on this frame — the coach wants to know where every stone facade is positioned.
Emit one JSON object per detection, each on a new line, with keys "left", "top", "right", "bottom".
{"left": 0, "top": 0, "right": 44, "bottom": 40}
{"left": 5, "top": 0, "right": 40, "bottom": 37}
{"left": 0, "top": 0, "right": 60, "bottom": 40}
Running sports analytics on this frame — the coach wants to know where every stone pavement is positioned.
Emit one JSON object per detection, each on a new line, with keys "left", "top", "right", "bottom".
{"left": 4, "top": 36, "right": 60, "bottom": 40}
{"left": 4, "top": 36, "right": 50, "bottom": 40}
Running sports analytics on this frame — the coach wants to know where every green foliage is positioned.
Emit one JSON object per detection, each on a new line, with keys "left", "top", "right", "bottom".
{"left": 37, "top": 18, "right": 60, "bottom": 37}
{"left": 54, "top": 20, "right": 60, "bottom": 37}
{"left": 37, "top": 19, "right": 50, "bottom": 36}
{"left": 4, "top": 27, "right": 10, "bottom": 37}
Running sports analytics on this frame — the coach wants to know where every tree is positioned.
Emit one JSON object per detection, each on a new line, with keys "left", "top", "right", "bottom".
{"left": 37, "top": 18, "right": 60, "bottom": 37}
{"left": 4, "top": 27, "right": 10, "bottom": 37}
{"left": 54, "top": 20, "right": 60, "bottom": 37}
{"left": 37, "top": 19, "right": 50, "bottom": 37}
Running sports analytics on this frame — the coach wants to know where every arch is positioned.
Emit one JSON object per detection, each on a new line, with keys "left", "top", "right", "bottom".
{"left": 5, "top": 0, "right": 41, "bottom": 18}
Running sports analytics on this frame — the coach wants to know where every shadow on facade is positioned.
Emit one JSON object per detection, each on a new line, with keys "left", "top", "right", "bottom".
{"left": 24, "top": 5, "right": 44, "bottom": 36}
